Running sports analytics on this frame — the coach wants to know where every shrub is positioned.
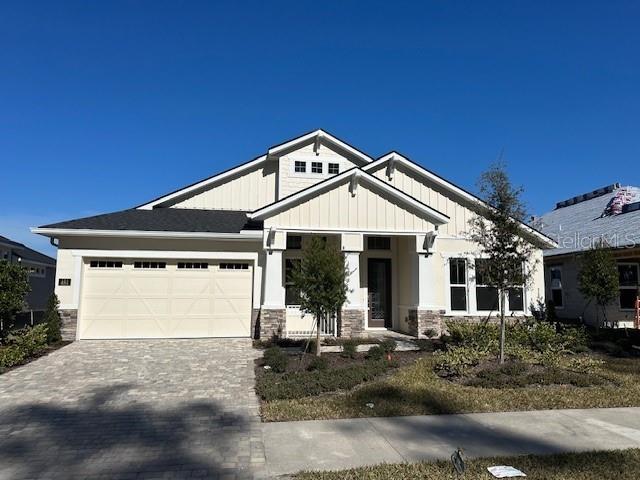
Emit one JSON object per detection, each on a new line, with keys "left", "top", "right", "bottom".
{"left": 558, "top": 326, "right": 589, "bottom": 353}
{"left": 341, "top": 339, "right": 358, "bottom": 359}
{"left": 414, "top": 339, "right": 435, "bottom": 352}
{"left": 434, "top": 346, "right": 486, "bottom": 377}
{"left": 307, "top": 356, "right": 329, "bottom": 371}
{"left": 0, "top": 324, "right": 49, "bottom": 370}
{"left": 564, "top": 356, "right": 605, "bottom": 374}
{"left": 256, "top": 362, "right": 390, "bottom": 401}
{"left": 366, "top": 345, "right": 385, "bottom": 361}
{"left": 423, "top": 328, "right": 438, "bottom": 339}
{"left": 379, "top": 339, "right": 397, "bottom": 353}
{"left": 43, "top": 294, "right": 62, "bottom": 344}
{"left": 445, "top": 320, "right": 498, "bottom": 351}
{"left": 263, "top": 346, "right": 289, "bottom": 373}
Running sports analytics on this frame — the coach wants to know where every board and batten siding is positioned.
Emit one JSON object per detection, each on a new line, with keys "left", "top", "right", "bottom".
{"left": 369, "top": 163, "right": 475, "bottom": 237}
{"left": 278, "top": 143, "right": 364, "bottom": 199}
{"left": 264, "top": 178, "right": 436, "bottom": 232}
{"left": 171, "top": 161, "right": 278, "bottom": 211}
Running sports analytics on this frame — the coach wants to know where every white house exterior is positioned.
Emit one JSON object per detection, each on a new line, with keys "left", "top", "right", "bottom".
{"left": 33, "top": 129, "right": 554, "bottom": 341}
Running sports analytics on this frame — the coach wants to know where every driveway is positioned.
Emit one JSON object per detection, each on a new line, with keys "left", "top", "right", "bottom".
{"left": 0, "top": 339, "right": 265, "bottom": 480}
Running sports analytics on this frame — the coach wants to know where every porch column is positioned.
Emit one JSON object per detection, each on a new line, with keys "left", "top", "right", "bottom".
{"left": 340, "top": 233, "right": 365, "bottom": 337}
{"left": 260, "top": 229, "right": 286, "bottom": 338}
{"left": 410, "top": 233, "right": 444, "bottom": 338}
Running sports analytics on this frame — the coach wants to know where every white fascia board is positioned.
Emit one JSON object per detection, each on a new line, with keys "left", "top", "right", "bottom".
{"left": 249, "top": 169, "right": 449, "bottom": 225}
{"left": 267, "top": 129, "right": 373, "bottom": 164}
{"left": 137, "top": 154, "right": 268, "bottom": 210}
{"left": 31, "top": 227, "right": 262, "bottom": 241}
{"left": 70, "top": 250, "right": 259, "bottom": 260}
{"left": 365, "top": 153, "right": 558, "bottom": 248}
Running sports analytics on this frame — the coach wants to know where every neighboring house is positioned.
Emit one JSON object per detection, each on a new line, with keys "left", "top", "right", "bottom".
{"left": 32, "top": 129, "right": 554, "bottom": 341}
{"left": 0, "top": 235, "right": 56, "bottom": 312}
{"left": 536, "top": 183, "right": 640, "bottom": 328}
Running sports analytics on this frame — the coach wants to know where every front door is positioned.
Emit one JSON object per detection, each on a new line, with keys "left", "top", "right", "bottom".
{"left": 368, "top": 258, "right": 391, "bottom": 328}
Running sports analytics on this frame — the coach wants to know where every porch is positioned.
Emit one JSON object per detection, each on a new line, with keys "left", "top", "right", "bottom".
{"left": 258, "top": 231, "right": 441, "bottom": 339}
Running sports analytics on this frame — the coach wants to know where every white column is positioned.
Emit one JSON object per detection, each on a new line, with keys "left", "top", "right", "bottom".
{"left": 344, "top": 251, "right": 362, "bottom": 308}
{"left": 415, "top": 233, "right": 440, "bottom": 310}
{"left": 262, "top": 249, "right": 284, "bottom": 308}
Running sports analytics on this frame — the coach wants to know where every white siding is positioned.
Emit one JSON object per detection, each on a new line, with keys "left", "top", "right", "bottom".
{"left": 171, "top": 161, "right": 277, "bottom": 211}
{"left": 369, "top": 163, "right": 476, "bottom": 237}
{"left": 278, "top": 143, "right": 363, "bottom": 199}
{"left": 264, "top": 178, "right": 436, "bottom": 232}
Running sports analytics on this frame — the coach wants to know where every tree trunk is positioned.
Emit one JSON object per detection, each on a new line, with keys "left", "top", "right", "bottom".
{"left": 316, "top": 313, "right": 322, "bottom": 357}
{"left": 499, "top": 289, "right": 506, "bottom": 364}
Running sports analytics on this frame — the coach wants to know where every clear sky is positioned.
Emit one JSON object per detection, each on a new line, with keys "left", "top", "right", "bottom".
{"left": 2, "top": 1, "right": 639, "bottom": 256}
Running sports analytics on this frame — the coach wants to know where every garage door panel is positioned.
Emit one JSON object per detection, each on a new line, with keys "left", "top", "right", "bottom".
{"left": 79, "top": 259, "right": 253, "bottom": 339}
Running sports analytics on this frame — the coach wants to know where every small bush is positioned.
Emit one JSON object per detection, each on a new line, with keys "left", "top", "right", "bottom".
{"left": 256, "top": 362, "right": 390, "bottom": 401}
{"left": 307, "top": 356, "right": 329, "bottom": 371}
{"left": 43, "top": 294, "right": 62, "bottom": 344}
{"left": 366, "top": 345, "right": 385, "bottom": 361}
{"left": 0, "top": 324, "right": 49, "bottom": 370}
{"left": 564, "top": 356, "right": 605, "bottom": 374}
{"left": 263, "top": 346, "right": 289, "bottom": 373}
{"left": 446, "top": 320, "right": 498, "bottom": 351}
{"left": 423, "top": 328, "right": 438, "bottom": 339}
{"left": 341, "top": 339, "right": 358, "bottom": 359}
{"left": 434, "top": 346, "right": 486, "bottom": 377}
{"left": 414, "top": 339, "right": 435, "bottom": 352}
{"left": 379, "top": 339, "right": 397, "bottom": 353}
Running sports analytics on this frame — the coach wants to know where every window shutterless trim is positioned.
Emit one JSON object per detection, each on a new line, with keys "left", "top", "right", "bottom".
{"left": 89, "top": 260, "right": 123, "bottom": 268}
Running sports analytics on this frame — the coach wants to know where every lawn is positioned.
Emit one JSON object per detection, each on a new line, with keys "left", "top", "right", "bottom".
{"left": 261, "top": 353, "right": 640, "bottom": 422}
{"left": 294, "top": 448, "right": 640, "bottom": 479}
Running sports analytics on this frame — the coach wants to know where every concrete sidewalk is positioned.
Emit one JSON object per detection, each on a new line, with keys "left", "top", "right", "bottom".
{"left": 263, "top": 407, "right": 640, "bottom": 476}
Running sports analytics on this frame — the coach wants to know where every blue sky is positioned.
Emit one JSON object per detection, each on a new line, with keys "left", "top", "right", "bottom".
{"left": 2, "top": 1, "right": 639, "bottom": 256}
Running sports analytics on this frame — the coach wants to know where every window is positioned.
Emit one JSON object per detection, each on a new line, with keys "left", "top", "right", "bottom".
{"left": 507, "top": 262, "right": 525, "bottom": 311}
{"left": 550, "top": 266, "right": 563, "bottom": 308}
{"left": 367, "top": 236, "right": 391, "bottom": 250}
{"left": 285, "top": 258, "right": 301, "bottom": 305}
{"left": 134, "top": 261, "right": 166, "bottom": 269}
{"left": 286, "top": 235, "right": 302, "bottom": 249}
{"left": 474, "top": 259, "right": 499, "bottom": 311}
{"left": 25, "top": 265, "right": 46, "bottom": 277}
{"left": 311, "top": 162, "right": 323, "bottom": 174}
{"left": 328, "top": 163, "right": 339, "bottom": 174}
{"left": 90, "top": 260, "right": 123, "bottom": 268}
{"left": 618, "top": 263, "right": 639, "bottom": 310}
{"left": 219, "top": 263, "right": 249, "bottom": 270}
{"left": 177, "top": 262, "right": 208, "bottom": 269}
{"left": 294, "top": 161, "right": 306, "bottom": 173}
{"left": 449, "top": 258, "right": 467, "bottom": 311}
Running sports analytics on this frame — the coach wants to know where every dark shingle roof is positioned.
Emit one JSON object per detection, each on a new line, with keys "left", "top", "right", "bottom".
{"left": 0, "top": 235, "right": 56, "bottom": 265}
{"left": 40, "top": 209, "right": 263, "bottom": 234}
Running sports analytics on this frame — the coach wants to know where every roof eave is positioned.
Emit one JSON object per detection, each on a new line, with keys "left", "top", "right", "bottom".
{"left": 30, "top": 227, "right": 263, "bottom": 241}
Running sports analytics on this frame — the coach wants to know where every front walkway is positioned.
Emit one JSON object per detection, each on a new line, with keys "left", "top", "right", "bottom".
{"left": 263, "top": 407, "right": 640, "bottom": 476}
{"left": 0, "top": 339, "right": 265, "bottom": 480}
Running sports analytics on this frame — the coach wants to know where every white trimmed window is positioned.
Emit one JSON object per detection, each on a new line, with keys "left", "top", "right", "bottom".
{"left": 134, "top": 261, "right": 166, "bottom": 269}
{"left": 219, "top": 263, "right": 249, "bottom": 270}
{"left": 328, "top": 163, "right": 339, "bottom": 174}
{"left": 294, "top": 161, "right": 306, "bottom": 173}
{"left": 449, "top": 258, "right": 467, "bottom": 311}
{"left": 177, "top": 262, "right": 208, "bottom": 269}
{"left": 311, "top": 162, "right": 323, "bottom": 174}
{"left": 285, "top": 258, "right": 301, "bottom": 306}
{"left": 474, "top": 259, "right": 499, "bottom": 311}
{"left": 550, "top": 266, "right": 563, "bottom": 308}
{"left": 618, "top": 263, "right": 639, "bottom": 310}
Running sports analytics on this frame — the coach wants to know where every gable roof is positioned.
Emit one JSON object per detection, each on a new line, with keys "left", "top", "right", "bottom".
{"left": 33, "top": 209, "right": 263, "bottom": 239}
{"left": 364, "top": 152, "right": 557, "bottom": 248}
{"left": 137, "top": 129, "right": 372, "bottom": 210}
{"left": 537, "top": 184, "right": 640, "bottom": 257}
{"left": 0, "top": 235, "right": 56, "bottom": 266}
{"left": 249, "top": 167, "right": 450, "bottom": 225}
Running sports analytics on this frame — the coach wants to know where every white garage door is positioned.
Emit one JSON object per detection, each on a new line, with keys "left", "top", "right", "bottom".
{"left": 78, "top": 259, "right": 253, "bottom": 339}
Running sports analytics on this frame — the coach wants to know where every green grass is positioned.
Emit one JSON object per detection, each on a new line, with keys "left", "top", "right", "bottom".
{"left": 261, "top": 355, "right": 640, "bottom": 422}
{"left": 295, "top": 449, "right": 640, "bottom": 479}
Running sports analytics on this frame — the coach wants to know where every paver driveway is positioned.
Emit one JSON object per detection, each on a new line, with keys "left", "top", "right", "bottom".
{"left": 0, "top": 339, "right": 265, "bottom": 480}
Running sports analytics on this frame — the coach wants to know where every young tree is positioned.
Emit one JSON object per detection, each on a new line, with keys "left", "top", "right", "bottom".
{"left": 468, "top": 162, "right": 537, "bottom": 364}
{"left": 0, "top": 260, "right": 31, "bottom": 333}
{"left": 291, "top": 237, "right": 348, "bottom": 356}
{"left": 578, "top": 241, "right": 619, "bottom": 329}
{"left": 43, "top": 293, "right": 63, "bottom": 343}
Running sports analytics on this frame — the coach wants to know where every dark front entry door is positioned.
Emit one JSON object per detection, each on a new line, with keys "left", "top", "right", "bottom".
{"left": 368, "top": 258, "right": 391, "bottom": 328}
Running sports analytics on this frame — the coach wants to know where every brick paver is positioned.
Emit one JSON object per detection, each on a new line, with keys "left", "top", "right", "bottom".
{"left": 0, "top": 339, "right": 265, "bottom": 479}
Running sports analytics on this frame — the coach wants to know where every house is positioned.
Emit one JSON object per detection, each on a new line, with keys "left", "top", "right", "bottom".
{"left": 32, "top": 129, "right": 554, "bottom": 341}
{"left": 0, "top": 235, "right": 56, "bottom": 313}
{"left": 536, "top": 183, "right": 640, "bottom": 327}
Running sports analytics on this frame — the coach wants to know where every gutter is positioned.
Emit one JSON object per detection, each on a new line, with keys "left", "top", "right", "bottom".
{"left": 30, "top": 227, "right": 263, "bottom": 241}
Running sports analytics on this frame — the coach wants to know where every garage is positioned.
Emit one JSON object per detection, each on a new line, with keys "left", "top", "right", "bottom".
{"left": 78, "top": 258, "right": 253, "bottom": 339}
